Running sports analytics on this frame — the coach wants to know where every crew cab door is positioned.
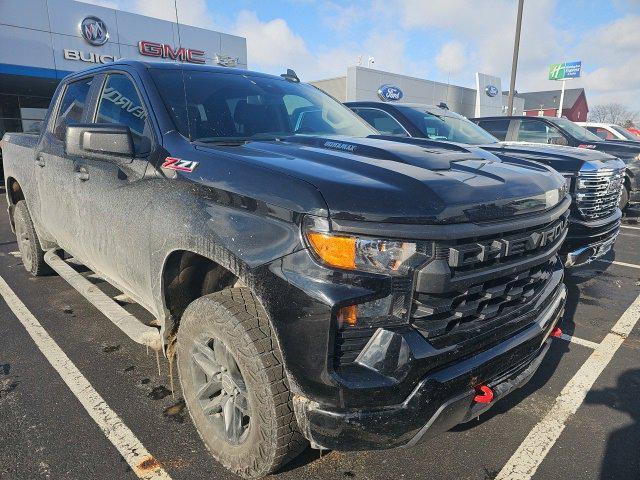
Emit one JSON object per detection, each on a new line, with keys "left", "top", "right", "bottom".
{"left": 71, "top": 72, "right": 157, "bottom": 301}
{"left": 35, "top": 76, "right": 95, "bottom": 253}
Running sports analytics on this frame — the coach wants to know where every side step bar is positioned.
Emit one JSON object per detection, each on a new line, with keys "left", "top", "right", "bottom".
{"left": 44, "top": 251, "right": 163, "bottom": 350}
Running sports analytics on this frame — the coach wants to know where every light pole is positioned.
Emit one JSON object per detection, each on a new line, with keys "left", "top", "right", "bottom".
{"left": 507, "top": 0, "right": 524, "bottom": 115}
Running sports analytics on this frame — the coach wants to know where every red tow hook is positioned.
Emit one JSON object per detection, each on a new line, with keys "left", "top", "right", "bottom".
{"left": 551, "top": 326, "right": 563, "bottom": 338}
{"left": 473, "top": 385, "right": 494, "bottom": 404}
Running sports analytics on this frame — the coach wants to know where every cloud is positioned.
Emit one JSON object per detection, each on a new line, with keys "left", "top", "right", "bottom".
{"left": 231, "top": 11, "right": 426, "bottom": 81}
{"left": 88, "top": 0, "right": 216, "bottom": 29}
{"left": 232, "top": 11, "right": 309, "bottom": 69}
{"left": 320, "top": 2, "right": 362, "bottom": 32}
{"left": 435, "top": 41, "right": 467, "bottom": 75}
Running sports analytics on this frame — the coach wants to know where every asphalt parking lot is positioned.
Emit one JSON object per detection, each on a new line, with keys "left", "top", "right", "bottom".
{"left": 1, "top": 195, "right": 639, "bottom": 480}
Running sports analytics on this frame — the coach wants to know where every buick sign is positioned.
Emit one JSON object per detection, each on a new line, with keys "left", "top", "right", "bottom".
{"left": 377, "top": 84, "right": 403, "bottom": 102}
{"left": 80, "top": 16, "right": 109, "bottom": 46}
{"left": 485, "top": 85, "right": 499, "bottom": 97}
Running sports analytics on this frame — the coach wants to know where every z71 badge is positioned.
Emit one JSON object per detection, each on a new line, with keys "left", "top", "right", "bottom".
{"left": 161, "top": 157, "right": 199, "bottom": 173}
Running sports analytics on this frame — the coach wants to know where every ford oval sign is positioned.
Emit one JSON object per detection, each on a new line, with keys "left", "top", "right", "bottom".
{"left": 377, "top": 84, "right": 403, "bottom": 102}
{"left": 485, "top": 85, "right": 499, "bottom": 97}
{"left": 80, "top": 16, "right": 109, "bottom": 46}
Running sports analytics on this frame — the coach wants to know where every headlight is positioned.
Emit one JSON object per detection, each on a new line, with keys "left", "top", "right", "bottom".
{"left": 303, "top": 217, "right": 417, "bottom": 275}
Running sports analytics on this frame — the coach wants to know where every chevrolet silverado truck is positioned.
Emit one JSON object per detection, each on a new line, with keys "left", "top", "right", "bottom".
{"left": 348, "top": 102, "right": 624, "bottom": 267}
{"left": 470, "top": 114, "right": 639, "bottom": 210}
{"left": 2, "top": 61, "right": 569, "bottom": 478}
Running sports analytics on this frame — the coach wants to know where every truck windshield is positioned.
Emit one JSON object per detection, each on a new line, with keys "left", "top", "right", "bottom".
{"left": 150, "top": 69, "right": 377, "bottom": 142}
{"left": 397, "top": 106, "right": 499, "bottom": 145}
{"left": 549, "top": 117, "right": 602, "bottom": 142}
{"left": 611, "top": 125, "right": 639, "bottom": 140}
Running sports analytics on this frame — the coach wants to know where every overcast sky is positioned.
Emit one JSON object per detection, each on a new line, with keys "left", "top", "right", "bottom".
{"left": 93, "top": 0, "right": 640, "bottom": 110}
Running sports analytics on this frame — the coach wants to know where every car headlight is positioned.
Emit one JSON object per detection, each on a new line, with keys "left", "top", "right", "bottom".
{"left": 303, "top": 217, "right": 417, "bottom": 275}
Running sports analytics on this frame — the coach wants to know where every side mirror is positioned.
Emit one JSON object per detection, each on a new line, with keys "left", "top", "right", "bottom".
{"left": 65, "top": 123, "right": 135, "bottom": 164}
{"left": 549, "top": 136, "right": 568, "bottom": 146}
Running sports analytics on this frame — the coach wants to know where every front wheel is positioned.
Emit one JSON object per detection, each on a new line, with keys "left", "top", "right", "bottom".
{"left": 176, "top": 288, "right": 306, "bottom": 478}
{"left": 13, "top": 200, "right": 49, "bottom": 276}
{"left": 619, "top": 185, "right": 630, "bottom": 211}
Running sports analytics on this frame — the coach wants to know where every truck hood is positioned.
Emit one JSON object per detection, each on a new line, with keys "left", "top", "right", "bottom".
{"left": 483, "top": 142, "right": 625, "bottom": 174}
{"left": 567, "top": 139, "right": 640, "bottom": 162}
{"left": 195, "top": 135, "right": 566, "bottom": 224}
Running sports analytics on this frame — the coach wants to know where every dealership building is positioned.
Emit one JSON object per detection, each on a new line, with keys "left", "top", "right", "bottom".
{"left": 0, "top": 0, "right": 247, "bottom": 138}
{"left": 312, "top": 66, "right": 525, "bottom": 118}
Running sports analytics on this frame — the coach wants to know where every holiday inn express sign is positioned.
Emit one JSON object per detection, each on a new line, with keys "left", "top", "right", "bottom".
{"left": 548, "top": 61, "right": 582, "bottom": 80}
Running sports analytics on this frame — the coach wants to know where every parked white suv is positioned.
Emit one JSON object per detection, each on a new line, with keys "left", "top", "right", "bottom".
{"left": 577, "top": 122, "right": 640, "bottom": 142}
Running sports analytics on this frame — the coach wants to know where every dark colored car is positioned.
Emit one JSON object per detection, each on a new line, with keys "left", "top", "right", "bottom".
{"left": 470, "top": 115, "right": 640, "bottom": 209}
{"left": 347, "top": 101, "right": 624, "bottom": 267}
{"left": 2, "top": 62, "right": 569, "bottom": 478}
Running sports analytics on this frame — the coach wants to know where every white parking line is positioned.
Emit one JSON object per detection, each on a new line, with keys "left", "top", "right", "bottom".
{"left": 621, "top": 224, "right": 640, "bottom": 231}
{"left": 0, "top": 276, "right": 172, "bottom": 480}
{"left": 496, "top": 293, "right": 640, "bottom": 480}
{"left": 594, "top": 259, "right": 640, "bottom": 270}
{"left": 557, "top": 333, "right": 599, "bottom": 350}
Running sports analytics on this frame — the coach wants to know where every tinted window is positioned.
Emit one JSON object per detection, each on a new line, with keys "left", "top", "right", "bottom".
{"left": 96, "top": 74, "right": 151, "bottom": 154}
{"left": 590, "top": 127, "right": 615, "bottom": 140}
{"left": 399, "top": 107, "right": 499, "bottom": 144}
{"left": 476, "top": 119, "right": 510, "bottom": 141}
{"left": 353, "top": 108, "right": 407, "bottom": 136}
{"left": 611, "top": 125, "right": 639, "bottom": 140}
{"left": 54, "top": 77, "right": 93, "bottom": 139}
{"left": 549, "top": 117, "right": 602, "bottom": 142}
{"left": 150, "top": 69, "right": 376, "bottom": 142}
{"left": 516, "top": 119, "right": 566, "bottom": 144}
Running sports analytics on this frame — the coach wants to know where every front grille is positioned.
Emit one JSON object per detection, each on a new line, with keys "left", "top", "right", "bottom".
{"left": 576, "top": 168, "right": 624, "bottom": 219}
{"left": 432, "top": 216, "right": 568, "bottom": 275}
{"left": 332, "top": 209, "right": 568, "bottom": 369}
{"left": 411, "top": 260, "right": 555, "bottom": 348}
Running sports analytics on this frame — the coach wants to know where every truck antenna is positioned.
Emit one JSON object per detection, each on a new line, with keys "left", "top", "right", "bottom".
{"left": 281, "top": 69, "right": 300, "bottom": 83}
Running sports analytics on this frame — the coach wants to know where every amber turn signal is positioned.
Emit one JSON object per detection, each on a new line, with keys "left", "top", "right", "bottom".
{"left": 338, "top": 305, "right": 358, "bottom": 327}
{"left": 306, "top": 232, "right": 356, "bottom": 270}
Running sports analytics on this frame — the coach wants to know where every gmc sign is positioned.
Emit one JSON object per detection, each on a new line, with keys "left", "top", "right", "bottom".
{"left": 138, "top": 40, "right": 205, "bottom": 64}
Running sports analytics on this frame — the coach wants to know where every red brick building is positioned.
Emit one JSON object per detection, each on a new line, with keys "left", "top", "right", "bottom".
{"left": 518, "top": 88, "right": 589, "bottom": 121}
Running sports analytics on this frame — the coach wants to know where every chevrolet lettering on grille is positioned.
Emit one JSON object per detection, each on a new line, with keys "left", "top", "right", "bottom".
{"left": 448, "top": 218, "right": 568, "bottom": 268}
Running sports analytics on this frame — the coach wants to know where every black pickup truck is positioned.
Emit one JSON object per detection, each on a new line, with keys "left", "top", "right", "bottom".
{"left": 471, "top": 114, "right": 640, "bottom": 209}
{"left": 347, "top": 102, "right": 625, "bottom": 267}
{"left": 2, "top": 61, "right": 569, "bottom": 478}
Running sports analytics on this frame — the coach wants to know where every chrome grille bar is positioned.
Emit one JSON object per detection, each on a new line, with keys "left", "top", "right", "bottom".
{"left": 576, "top": 168, "right": 624, "bottom": 219}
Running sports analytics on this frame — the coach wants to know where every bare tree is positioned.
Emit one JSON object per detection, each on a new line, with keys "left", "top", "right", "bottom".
{"left": 589, "top": 103, "right": 639, "bottom": 125}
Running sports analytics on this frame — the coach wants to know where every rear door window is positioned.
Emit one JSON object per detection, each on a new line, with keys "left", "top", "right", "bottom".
{"left": 475, "top": 119, "right": 510, "bottom": 140}
{"left": 54, "top": 77, "right": 93, "bottom": 139}
{"left": 516, "top": 118, "right": 566, "bottom": 144}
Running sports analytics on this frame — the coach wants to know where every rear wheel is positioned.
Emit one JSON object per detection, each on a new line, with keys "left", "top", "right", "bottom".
{"left": 176, "top": 287, "right": 306, "bottom": 478}
{"left": 13, "top": 200, "right": 49, "bottom": 276}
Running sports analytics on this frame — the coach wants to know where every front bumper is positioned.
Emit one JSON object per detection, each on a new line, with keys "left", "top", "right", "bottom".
{"left": 562, "top": 210, "right": 621, "bottom": 267}
{"left": 293, "top": 281, "right": 566, "bottom": 451}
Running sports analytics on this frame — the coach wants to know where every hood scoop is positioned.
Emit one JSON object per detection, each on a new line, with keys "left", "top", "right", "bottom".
{"left": 279, "top": 135, "right": 488, "bottom": 171}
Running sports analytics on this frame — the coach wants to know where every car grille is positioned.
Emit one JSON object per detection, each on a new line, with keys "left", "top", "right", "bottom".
{"left": 411, "top": 260, "right": 556, "bottom": 348}
{"left": 576, "top": 168, "right": 624, "bottom": 220}
{"left": 333, "top": 213, "right": 568, "bottom": 368}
